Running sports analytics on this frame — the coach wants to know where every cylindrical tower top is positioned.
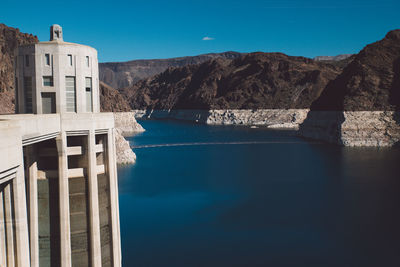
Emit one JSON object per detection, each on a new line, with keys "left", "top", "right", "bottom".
{"left": 50, "top": 24, "right": 63, "bottom": 41}
{"left": 15, "top": 25, "right": 100, "bottom": 114}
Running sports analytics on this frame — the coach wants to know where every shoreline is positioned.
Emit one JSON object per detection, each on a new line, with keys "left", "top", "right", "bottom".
{"left": 131, "top": 109, "right": 400, "bottom": 147}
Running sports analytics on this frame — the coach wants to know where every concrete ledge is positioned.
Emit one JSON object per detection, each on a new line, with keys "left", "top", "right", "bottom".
{"left": 0, "top": 120, "right": 22, "bottom": 177}
{"left": 0, "top": 166, "right": 18, "bottom": 183}
{"left": 97, "top": 165, "right": 105, "bottom": 174}
{"left": 37, "top": 170, "right": 58, "bottom": 179}
{"left": 95, "top": 144, "right": 103, "bottom": 153}
{"left": 0, "top": 114, "right": 61, "bottom": 142}
{"left": 68, "top": 168, "right": 85, "bottom": 178}
{"left": 61, "top": 113, "right": 114, "bottom": 132}
{"left": 67, "top": 146, "right": 83, "bottom": 156}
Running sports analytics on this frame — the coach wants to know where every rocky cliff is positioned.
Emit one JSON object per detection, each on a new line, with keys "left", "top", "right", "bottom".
{"left": 99, "top": 81, "right": 131, "bottom": 112}
{"left": 300, "top": 30, "right": 400, "bottom": 146}
{"left": 99, "top": 51, "right": 243, "bottom": 89}
{"left": 122, "top": 52, "right": 344, "bottom": 111}
{"left": 311, "top": 29, "right": 400, "bottom": 111}
{"left": 0, "top": 24, "right": 38, "bottom": 114}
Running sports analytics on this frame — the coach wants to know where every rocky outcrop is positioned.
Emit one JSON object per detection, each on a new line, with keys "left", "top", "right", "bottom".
{"left": 312, "top": 29, "right": 400, "bottom": 111}
{"left": 340, "top": 112, "right": 400, "bottom": 146}
{"left": 99, "top": 52, "right": 242, "bottom": 89}
{"left": 123, "top": 52, "right": 344, "bottom": 110}
{"left": 113, "top": 112, "right": 145, "bottom": 165}
{"left": 114, "top": 128, "right": 136, "bottom": 165}
{"left": 133, "top": 109, "right": 309, "bottom": 129}
{"left": 99, "top": 81, "right": 131, "bottom": 112}
{"left": 114, "top": 112, "right": 145, "bottom": 135}
{"left": 205, "top": 109, "right": 309, "bottom": 128}
{"left": 300, "top": 29, "right": 400, "bottom": 146}
{"left": 299, "top": 111, "right": 400, "bottom": 146}
{"left": 0, "top": 24, "right": 38, "bottom": 114}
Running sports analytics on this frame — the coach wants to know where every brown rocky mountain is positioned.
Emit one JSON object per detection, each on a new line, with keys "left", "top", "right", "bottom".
{"left": 311, "top": 29, "right": 400, "bottom": 111}
{"left": 121, "top": 52, "right": 345, "bottom": 110}
{"left": 0, "top": 23, "right": 38, "bottom": 113}
{"left": 99, "top": 52, "right": 243, "bottom": 89}
{"left": 99, "top": 81, "right": 131, "bottom": 112}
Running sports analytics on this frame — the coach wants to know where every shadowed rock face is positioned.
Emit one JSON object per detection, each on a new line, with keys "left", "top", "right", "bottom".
{"left": 311, "top": 29, "right": 400, "bottom": 111}
{"left": 99, "top": 81, "right": 131, "bottom": 112}
{"left": 122, "top": 52, "right": 344, "bottom": 110}
{"left": 99, "top": 52, "right": 243, "bottom": 89}
{"left": 0, "top": 24, "right": 38, "bottom": 114}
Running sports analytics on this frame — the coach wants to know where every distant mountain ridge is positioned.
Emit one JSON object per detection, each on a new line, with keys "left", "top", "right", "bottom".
{"left": 121, "top": 52, "right": 344, "bottom": 110}
{"left": 99, "top": 51, "right": 243, "bottom": 89}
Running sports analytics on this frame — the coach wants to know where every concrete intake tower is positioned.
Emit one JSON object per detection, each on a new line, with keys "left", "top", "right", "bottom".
{"left": 0, "top": 25, "right": 122, "bottom": 267}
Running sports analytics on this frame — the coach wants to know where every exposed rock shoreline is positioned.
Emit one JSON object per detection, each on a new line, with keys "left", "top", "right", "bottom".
{"left": 132, "top": 109, "right": 309, "bottom": 129}
{"left": 132, "top": 109, "right": 400, "bottom": 147}
{"left": 300, "top": 111, "right": 400, "bottom": 147}
{"left": 113, "top": 112, "right": 145, "bottom": 165}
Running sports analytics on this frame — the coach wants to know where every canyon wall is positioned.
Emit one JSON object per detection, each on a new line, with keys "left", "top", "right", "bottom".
{"left": 300, "top": 111, "right": 400, "bottom": 146}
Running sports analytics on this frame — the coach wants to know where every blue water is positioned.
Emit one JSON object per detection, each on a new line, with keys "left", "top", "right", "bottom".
{"left": 118, "top": 120, "right": 400, "bottom": 267}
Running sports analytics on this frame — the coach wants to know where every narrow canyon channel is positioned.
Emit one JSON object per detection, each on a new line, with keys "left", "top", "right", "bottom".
{"left": 118, "top": 120, "right": 400, "bottom": 267}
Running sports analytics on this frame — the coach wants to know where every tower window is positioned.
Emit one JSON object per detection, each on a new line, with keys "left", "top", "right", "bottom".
{"left": 68, "top": 54, "right": 73, "bottom": 66}
{"left": 43, "top": 76, "right": 54, "bottom": 86}
{"left": 86, "top": 56, "right": 89, "bottom": 67}
{"left": 24, "top": 76, "right": 32, "bottom": 113}
{"left": 65, "top": 76, "right": 76, "bottom": 112}
{"left": 45, "top": 54, "right": 50, "bottom": 65}
{"left": 85, "top": 77, "right": 93, "bottom": 112}
{"left": 25, "top": 55, "right": 29, "bottom": 67}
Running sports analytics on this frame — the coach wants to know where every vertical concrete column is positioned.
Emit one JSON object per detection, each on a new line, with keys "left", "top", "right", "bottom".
{"left": 13, "top": 161, "right": 31, "bottom": 266}
{"left": 4, "top": 183, "right": 15, "bottom": 267}
{"left": 27, "top": 146, "right": 39, "bottom": 267}
{"left": 56, "top": 132, "right": 72, "bottom": 267}
{"left": 107, "top": 128, "right": 122, "bottom": 267}
{"left": 88, "top": 130, "right": 102, "bottom": 266}
{"left": 0, "top": 191, "right": 8, "bottom": 267}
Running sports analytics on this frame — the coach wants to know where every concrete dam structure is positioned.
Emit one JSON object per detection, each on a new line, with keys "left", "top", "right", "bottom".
{"left": 0, "top": 25, "right": 121, "bottom": 266}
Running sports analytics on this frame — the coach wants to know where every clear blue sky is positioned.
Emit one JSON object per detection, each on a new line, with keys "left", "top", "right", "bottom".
{"left": 1, "top": 0, "right": 399, "bottom": 62}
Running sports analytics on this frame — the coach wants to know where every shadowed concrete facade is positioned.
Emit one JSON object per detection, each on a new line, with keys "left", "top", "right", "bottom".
{"left": 0, "top": 25, "right": 121, "bottom": 267}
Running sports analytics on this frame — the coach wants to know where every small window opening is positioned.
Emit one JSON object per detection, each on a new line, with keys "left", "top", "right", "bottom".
{"left": 45, "top": 54, "right": 50, "bottom": 65}
{"left": 43, "top": 76, "right": 54, "bottom": 87}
